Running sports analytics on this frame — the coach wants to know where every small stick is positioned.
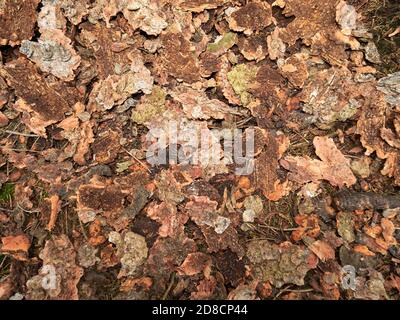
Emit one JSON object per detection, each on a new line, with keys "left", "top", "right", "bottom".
{"left": 1, "top": 130, "right": 40, "bottom": 138}
{"left": 122, "top": 147, "right": 151, "bottom": 173}
{"left": 162, "top": 272, "right": 176, "bottom": 300}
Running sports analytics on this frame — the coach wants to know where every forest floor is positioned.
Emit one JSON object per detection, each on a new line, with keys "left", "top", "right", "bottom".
{"left": 0, "top": 0, "right": 399, "bottom": 300}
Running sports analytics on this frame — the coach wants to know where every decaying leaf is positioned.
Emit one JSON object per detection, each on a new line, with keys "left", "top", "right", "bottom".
{"left": 308, "top": 240, "right": 335, "bottom": 262}
{"left": 281, "top": 136, "right": 356, "bottom": 188}
{"left": 177, "top": 252, "right": 212, "bottom": 277}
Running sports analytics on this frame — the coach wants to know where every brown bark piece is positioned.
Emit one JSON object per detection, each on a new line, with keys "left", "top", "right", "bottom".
{"left": 0, "top": 0, "right": 40, "bottom": 45}
{"left": 0, "top": 58, "right": 71, "bottom": 122}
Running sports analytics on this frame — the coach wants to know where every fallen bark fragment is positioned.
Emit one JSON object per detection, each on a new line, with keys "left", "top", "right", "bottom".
{"left": 178, "top": 0, "right": 228, "bottom": 12}
{"left": 0, "top": 58, "right": 71, "bottom": 122}
{"left": 334, "top": 191, "right": 400, "bottom": 212}
{"left": 146, "top": 202, "right": 188, "bottom": 238}
{"left": 377, "top": 72, "right": 400, "bottom": 106}
{"left": 177, "top": 252, "right": 212, "bottom": 277}
{"left": 226, "top": 2, "right": 272, "bottom": 35}
{"left": 26, "top": 235, "right": 83, "bottom": 300}
{"left": 185, "top": 196, "right": 244, "bottom": 257}
{"left": 109, "top": 231, "right": 148, "bottom": 278}
{"left": 247, "top": 240, "right": 318, "bottom": 288}
{"left": 1, "top": 235, "right": 31, "bottom": 254}
{"left": 254, "top": 131, "right": 290, "bottom": 201}
{"left": 89, "top": 53, "right": 153, "bottom": 111}
{"left": 20, "top": 30, "right": 81, "bottom": 80}
{"left": 0, "top": 0, "right": 40, "bottom": 46}
{"left": 159, "top": 33, "right": 201, "bottom": 84}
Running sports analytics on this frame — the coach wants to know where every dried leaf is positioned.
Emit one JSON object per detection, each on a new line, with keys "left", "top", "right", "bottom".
{"left": 177, "top": 252, "right": 212, "bottom": 277}
{"left": 281, "top": 136, "right": 356, "bottom": 187}
{"left": 308, "top": 240, "right": 335, "bottom": 262}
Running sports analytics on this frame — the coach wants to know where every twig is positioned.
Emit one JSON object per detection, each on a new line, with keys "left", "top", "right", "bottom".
{"left": 17, "top": 204, "right": 40, "bottom": 213}
{"left": 259, "top": 225, "right": 298, "bottom": 232}
{"left": 0, "top": 255, "right": 7, "bottom": 270}
{"left": 162, "top": 272, "right": 176, "bottom": 300}
{"left": 122, "top": 147, "right": 151, "bottom": 173}
{"left": 1, "top": 130, "right": 40, "bottom": 138}
{"left": 8, "top": 148, "right": 40, "bottom": 153}
{"left": 274, "top": 285, "right": 314, "bottom": 299}
{"left": 78, "top": 217, "right": 88, "bottom": 241}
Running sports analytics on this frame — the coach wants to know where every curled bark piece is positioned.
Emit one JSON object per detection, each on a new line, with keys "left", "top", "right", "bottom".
{"left": 334, "top": 191, "right": 400, "bottom": 212}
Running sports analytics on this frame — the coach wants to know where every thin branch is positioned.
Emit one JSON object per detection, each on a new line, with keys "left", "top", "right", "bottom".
{"left": 1, "top": 130, "right": 40, "bottom": 138}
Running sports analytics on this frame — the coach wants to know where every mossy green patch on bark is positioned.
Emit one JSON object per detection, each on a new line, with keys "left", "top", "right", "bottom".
{"left": 207, "top": 32, "right": 237, "bottom": 53}
{"left": 131, "top": 86, "right": 167, "bottom": 125}
{"left": 227, "top": 63, "right": 259, "bottom": 106}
